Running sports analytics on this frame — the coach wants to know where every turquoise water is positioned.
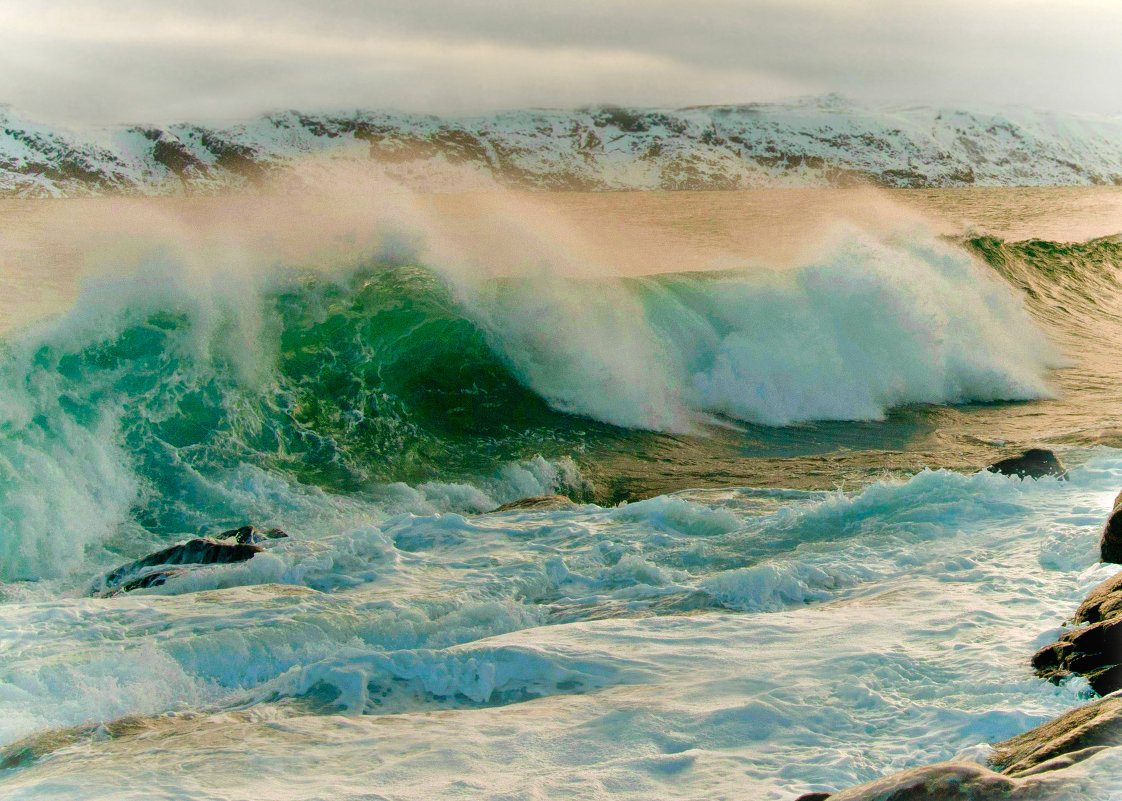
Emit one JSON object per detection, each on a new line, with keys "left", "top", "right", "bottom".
{"left": 1, "top": 202, "right": 1121, "bottom": 799}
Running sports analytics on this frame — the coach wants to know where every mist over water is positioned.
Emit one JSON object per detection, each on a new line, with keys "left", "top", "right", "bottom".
{"left": 2, "top": 184, "right": 1122, "bottom": 800}
{"left": 0, "top": 184, "right": 1073, "bottom": 580}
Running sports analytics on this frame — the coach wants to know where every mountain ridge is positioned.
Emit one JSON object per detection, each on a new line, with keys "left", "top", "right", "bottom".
{"left": 3, "top": 96, "right": 1122, "bottom": 196}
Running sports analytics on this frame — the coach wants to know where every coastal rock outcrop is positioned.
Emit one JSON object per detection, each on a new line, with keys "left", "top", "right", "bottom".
{"left": 90, "top": 525, "right": 287, "bottom": 597}
{"left": 986, "top": 448, "right": 1067, "bottom": 480}
{"left": 0, "top": 713, "right": 200, "bottom": 771}
{"left": 989, "top": 693, "right": 1122, "bottom": 775}
{"left": 1100, "top": 491, "right": 1122, "bottom": 563}
{"left": 1032, "top": 571, "right": 1122, "bottom": 695}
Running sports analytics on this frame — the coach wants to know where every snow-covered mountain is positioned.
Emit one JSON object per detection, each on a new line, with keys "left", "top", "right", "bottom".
{"left": 3, "top": 96, "right": 1122, "bottom": 196}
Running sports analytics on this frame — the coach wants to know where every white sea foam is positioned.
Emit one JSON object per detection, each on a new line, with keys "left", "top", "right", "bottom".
{"left": 4, "top": 452, "right": 1122, "bottom": 801}
{"left": 259, "top": 641, "right": 652, "bottom": 714}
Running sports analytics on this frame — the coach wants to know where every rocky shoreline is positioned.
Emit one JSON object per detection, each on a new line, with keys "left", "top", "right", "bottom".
{"left": 38, "top": 452, "right": 1122, "bottom": 798}
{"left": 795, "top": 451, "right": 1122, "bottom": 800}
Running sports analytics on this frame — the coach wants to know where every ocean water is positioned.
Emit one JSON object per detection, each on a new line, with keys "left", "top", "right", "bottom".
{"left": 1, "top": 188, "right": 1121, "bottom": 800}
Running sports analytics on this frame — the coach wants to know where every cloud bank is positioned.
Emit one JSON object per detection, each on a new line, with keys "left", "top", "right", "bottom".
{"left": 2, "top": 0, "right": 1120, "bottom": 123}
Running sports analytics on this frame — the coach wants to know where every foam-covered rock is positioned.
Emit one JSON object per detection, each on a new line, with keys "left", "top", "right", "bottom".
{"left": 89, "top": 525, "right": 287, "bottom": 596}
{"left": 795, "top": 696, "right": 1122, "bottom": 799}
{"left": 216, "top": 524, "right": 289, "bottom": 545}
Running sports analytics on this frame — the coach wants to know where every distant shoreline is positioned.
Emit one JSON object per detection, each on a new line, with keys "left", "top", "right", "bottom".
{"left": 4, "top": 100, "right": 1122, "bottom": 198}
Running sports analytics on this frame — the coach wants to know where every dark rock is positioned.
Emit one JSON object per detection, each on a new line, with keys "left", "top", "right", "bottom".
{"left": 489, "top": 495, "right": 578, "bottom": 513}
{"left": 990, "top": 694, "right": 1122, "bottom": 776}
{"left": 1100, "top": 491, "right": 1122, "bottom": 563}
{"left": 986, "top": 448, "right": 1067, "bottom": 480}
{"left": 1033, "top": 570, "right": 1122, "bottom": 695}
{"left": 150, "top": 136, "right": 207, "bottom": 179}
{"left": 118, "top": 568, "right": 188, "bottom": 593}
{"left": 91, "top": 536, "right": 267, "bottom": 597}
{"left": 216, "top": 524, "right": 288, "bottom": 545}
{"left": 107, "top": 538, "right": 262, "bottom": 578}
{"left": 794, "top": 794, "right": 832, "bottom": 801}
{"left": 1033, "top": 621, "right": 1122, "bottom": 695}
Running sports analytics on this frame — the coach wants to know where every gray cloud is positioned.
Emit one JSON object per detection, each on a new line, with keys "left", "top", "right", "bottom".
{"left": 1, "top": 0, "right": 1119, "bottom": 124}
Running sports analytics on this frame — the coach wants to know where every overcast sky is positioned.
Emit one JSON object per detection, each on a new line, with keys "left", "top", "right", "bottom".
{"left": 2, "top": 0, "right": 1120, "bottom": 124}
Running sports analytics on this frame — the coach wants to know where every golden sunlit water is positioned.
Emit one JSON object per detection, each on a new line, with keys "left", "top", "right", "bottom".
{"left": 1, "top": 185, "right": 1120, "bottom": 498}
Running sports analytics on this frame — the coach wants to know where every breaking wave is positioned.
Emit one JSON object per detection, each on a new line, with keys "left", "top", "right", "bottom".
{"left": 0, "top": 227, "right": 1071, "bottom": 581}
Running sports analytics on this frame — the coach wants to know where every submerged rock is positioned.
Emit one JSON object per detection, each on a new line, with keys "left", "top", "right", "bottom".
{"left": 986, "top": 448, "right": 1067, "bottom": 480}
{"left": 489, "top": 495, "right": 578, "bottom": 513}
{"left": 1100, "top": 491, "right": 1122, "bottom": 563}
{"left": 0, "top": 713, "right": 179, "bottom": 771}
{"left": 1033, "top": 571, "right": 1122, "bottom": 695}
{"left": 91, "top": 524, "right": 287, "bottom": 597}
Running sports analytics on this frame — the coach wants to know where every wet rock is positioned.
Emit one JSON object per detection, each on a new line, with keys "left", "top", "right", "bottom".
{"left": 1033, "top": 571, "right": 1122, "bottom": 695}
{"left": 117, "top": 568, "right": 189, "bottom": 593}
{"left": 800, "top": 761, "right": 1066, "bottom": 800}
{"left": 986, "top": 448, "right": 1067, "bottom": 480}
{"left": 0, "top": 709, "right": 219, "bottom": 771}
{"left": 990, "top": 694, "right": 1122, "bottom": 776}
{"left": 1033, "top": 621, "right": 1122, "bottom": 696}
{"left": 216, "top": 524, "right": 288, "bottom": 545}
{"left": 794, "top": 794, "right": 832, "bottom": 801}
{"left": 1100, "top": 491, "right": 1122, "bottom": 563}
{"left": 104, "top": 538, "right": 262, "bottom": 579}
{"left": 489, "top": 495, "right": 578, "bottom": 513}
{"left": 90, "top": 528, "right": 286, "bottom": 597}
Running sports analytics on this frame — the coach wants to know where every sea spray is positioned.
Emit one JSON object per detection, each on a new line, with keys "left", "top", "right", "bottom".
{"left": 458, "top": 226, "right": 1059, "bottom": 429}
{"left": 0, "top": 222, "right": 1065, "bottom": 582}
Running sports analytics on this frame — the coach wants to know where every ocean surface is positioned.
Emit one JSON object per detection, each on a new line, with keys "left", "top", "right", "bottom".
{"left": 1, "top": 187, "right": 1121, "bottom": 799}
